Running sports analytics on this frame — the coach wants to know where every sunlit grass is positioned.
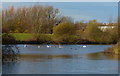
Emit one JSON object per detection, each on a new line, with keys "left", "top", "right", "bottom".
{"left": 11, "top": 33, "right": 33, "bottom": 41}
{"left": 10, "top": 33, "right": 52, "bottom": 41}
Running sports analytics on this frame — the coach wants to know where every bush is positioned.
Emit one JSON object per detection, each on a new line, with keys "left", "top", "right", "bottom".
{"left": 84, "top": 20, "right": 116, "bottom": 43}
{"left": 52, "top": 22, "right": 76, "bottom": 43}
{"left": 2, "top": 33, "right": 16, "bottom": 44}
{"left": 84, "top": 20, "right": 102, "bottom": 42}
{"left": 104, "top": 42, "right": 119, "bottom": 55}
{"left": 33, "top": 34, "right": 52, "bottom": 43}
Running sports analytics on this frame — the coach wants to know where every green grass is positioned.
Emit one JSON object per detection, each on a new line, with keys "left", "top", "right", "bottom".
{"left": 10, "top": 33, "right": 52, "bottom": 41}
{"left": 33, "top": 34, "right": 52, "bottom": 42}
{"left": 11, "top": 33, "right": 33, "bottom": 41}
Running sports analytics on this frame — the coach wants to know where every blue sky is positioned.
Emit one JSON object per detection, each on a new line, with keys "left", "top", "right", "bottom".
{"left": 2, "top": 2, "right": 118, "bottom": 23}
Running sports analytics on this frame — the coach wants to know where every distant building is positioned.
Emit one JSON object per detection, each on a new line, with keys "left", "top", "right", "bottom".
{"left": 98, "top": 25, "right": 116, "bottom": 31}
{"left": 98, "top": 22, "right": 116, "bottom": 31}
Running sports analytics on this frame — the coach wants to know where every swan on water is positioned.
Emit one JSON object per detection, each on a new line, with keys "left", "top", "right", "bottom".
{"left": 83, "top": 45, "right": 86, "bottom": 48}
{"left": 38, "top": 46, "right": 40, "bottom": 48}
{"left": 47, "top": 45, "right": 51, "bottom": 48}
{"left": 24, "top": 45, "right": 27, "bottom": 47}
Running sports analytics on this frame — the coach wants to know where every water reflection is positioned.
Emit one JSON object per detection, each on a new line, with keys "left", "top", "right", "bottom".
{"left": 20, "top": 54, "right": 74, "bottom": 62}
{"left": 2, "top": 62, "right": 20, "bottom": 74}
{"left": 103, "top": 53, "right": 118, "bottom": 60}
{"left": 86, "top": 52, "right": 118, "bottom": 60}
{"left": 2, "top": 45, "right": 20, "bottom": 62}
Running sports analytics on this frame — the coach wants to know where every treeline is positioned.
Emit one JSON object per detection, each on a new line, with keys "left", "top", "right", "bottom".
{"left": 2, "top": 5, "right": 119, "bottom": 44}
{"left": 2, "top": 5, "right": 72, "bottom": 33}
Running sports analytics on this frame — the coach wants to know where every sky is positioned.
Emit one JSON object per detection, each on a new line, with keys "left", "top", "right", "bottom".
{"left": 2, "top": 2, "right": 118, "bottom": 23}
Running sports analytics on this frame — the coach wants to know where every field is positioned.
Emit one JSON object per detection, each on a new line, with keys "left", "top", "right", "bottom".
{"left": 10, "top": 33, "right": 52, "bottom": 42}
{"left": 11, "top": 33, "right": 33, "bottom": 41}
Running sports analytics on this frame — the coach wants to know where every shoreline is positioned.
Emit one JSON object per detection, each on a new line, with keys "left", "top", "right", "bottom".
{"left": 2, "top": 40, "right": 116, "bottom": 45}
{"left": 2, "top": 42, "right": 115, "bottom": 45}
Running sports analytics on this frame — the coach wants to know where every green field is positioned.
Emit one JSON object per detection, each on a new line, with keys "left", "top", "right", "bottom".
{"left": 10, "top": 33, "right": 52, "bottom": 41}
{"left": 11, "top": 33, "right": 33, "bottom": 41}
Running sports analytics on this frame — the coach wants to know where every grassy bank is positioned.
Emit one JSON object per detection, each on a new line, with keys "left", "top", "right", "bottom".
{"left": 11, "top": 33, "right": 33, "bottom": 41}
{"left": 104, "top": 42, "right": 119, "bottom": 55}
{"left": 2, "top": 33, "right": 53, "bottom": 44}
{"left": 2, "top": 33, "right": 117, "bottom": 44}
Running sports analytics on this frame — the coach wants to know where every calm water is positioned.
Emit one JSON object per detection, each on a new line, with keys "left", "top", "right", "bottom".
{"left": 2, "top": 45, "right": 118, "bottom": 74}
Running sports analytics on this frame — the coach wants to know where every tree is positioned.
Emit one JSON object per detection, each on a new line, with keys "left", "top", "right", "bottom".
{"left": 84, "top": 20, "right": 103, "bottom": 42}
{"left": 2, "top": 6, "right": 16, "bottom": 33}
{"left": 2, "top": 5, "right": 61, "bottom": 34}
{"left": 52, "top": 22, "right": 76, "bottom": 43}
{"left": 118, "top": 18, "right": 120, "bottom": 41}
{"left": 28, "top": 5, "right": 60, "bottom": 34}
{"left": 74, "top": 21, "right": 87, "bottom": 38}
{"left": 105, "top": 21, "right": 118, "bottom": 43}
{"left": 84, "top": 20, "right": 117, "bottom": 43}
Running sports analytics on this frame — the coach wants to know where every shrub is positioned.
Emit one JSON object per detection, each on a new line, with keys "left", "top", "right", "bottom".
{"left": 84, "top": 20, "right": 116, "bottom": 43}
{"left": 104, "top": 42, "right": 119, "bottom": 55}
{"left": 33, "top": 34, "right": 52, "bottom": 43}
{"left": 52, "top": 22, "right": 76, "bottom": 43}
{"left": 84, "top": 20, "right": 102, "bottom": 42}
{"left": 2, "top": 33, "right": 16, "bottom": 44}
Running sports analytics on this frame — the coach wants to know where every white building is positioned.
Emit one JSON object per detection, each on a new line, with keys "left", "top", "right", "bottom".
{"left": 98, "top": 25, "right": 116, "bottom": 31}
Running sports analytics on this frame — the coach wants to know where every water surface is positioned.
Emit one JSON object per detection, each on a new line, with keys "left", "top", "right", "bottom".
{"left": 2, "top": 45, "right": 118, "bottom": 74}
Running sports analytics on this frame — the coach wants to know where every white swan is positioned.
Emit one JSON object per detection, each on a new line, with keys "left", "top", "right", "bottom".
{"left": 24, "top": 45, "right": 27, "bottom": 47}
{"left": 83, "top": 45, "right": 87, "bottom": 48}
{"left": 38, "top": 46, "right": 40, "bottom": 48}
{"left": 47, "top": 45, "right": 51, "bottom": 48}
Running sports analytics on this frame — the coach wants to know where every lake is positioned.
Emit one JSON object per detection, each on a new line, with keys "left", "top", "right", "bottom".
{"left": 2, "top": 44, "right": 118, "bottom": 74}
